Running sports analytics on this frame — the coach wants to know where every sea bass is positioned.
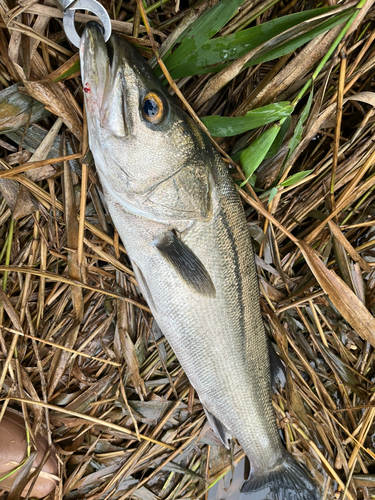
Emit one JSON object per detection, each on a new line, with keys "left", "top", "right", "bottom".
{"left": 80, "top": 22, "right": 320, "bottom": 500}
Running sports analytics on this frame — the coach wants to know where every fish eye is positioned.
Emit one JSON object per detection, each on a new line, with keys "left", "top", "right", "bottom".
{"left": 142, "top": 92, "right": 164, "bottom": 124}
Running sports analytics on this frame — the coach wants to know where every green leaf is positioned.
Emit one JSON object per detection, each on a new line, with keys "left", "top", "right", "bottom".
{"left": 231, "top": 116, "right": 290, "bottom": 162}
{"left": 275, "top": 91, "right": 313, "bottom": 184}
{"left": 288, "top": 89, "right": 314, "bottom": 156}
{"left": 240, "top": 124, "right": 280, "bottom": 184}
{"left": 171, "top": 9, "right": 352, "bottom": 78}
{"left": 201, "top": 102, "right": 293, "bottom": 137}
{"left": 264, "top": 115, "right": 291, "bottom": 159}
{"left": 170, "top": 7, "right": 332, "bottom": 78}
{"left": 164, "top": 0, "right": 247, "bottom": 73}
{"left": 279, "top": 170, "right": 313, "bottom": 187}
{"left": 268, "top": 187, "right": 279, "bottom": 203}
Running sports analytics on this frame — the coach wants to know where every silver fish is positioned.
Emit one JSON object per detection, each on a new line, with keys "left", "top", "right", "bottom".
{"left": 80, "top": 22, "right": 320, "bottom": 500}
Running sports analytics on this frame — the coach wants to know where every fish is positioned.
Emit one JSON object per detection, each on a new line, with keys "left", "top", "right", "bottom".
{"left": 80, "top": 21, "right": 321, "bottom": 500}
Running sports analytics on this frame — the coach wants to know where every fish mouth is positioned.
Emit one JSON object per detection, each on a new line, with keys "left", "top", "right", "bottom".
{"left": 80, "top": 20, "right": 133, "bottom": 88}
{"left": 81, "top": 22, "right": 131, "bottom": 133}
{"left": 80, "top": 21, "right": 110, "bottom": 107}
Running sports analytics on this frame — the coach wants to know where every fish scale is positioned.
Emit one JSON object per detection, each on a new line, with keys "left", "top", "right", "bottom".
{"left": 81, "top": 21, "right": 321, "bottom": 499}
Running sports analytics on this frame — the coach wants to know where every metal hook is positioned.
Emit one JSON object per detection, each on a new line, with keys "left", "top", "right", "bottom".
{"left": 53, "top": 0, "right": 111, "bottom": 48}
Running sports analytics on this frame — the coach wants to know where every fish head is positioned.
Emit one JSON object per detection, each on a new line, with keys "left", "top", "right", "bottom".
{"left": 80, "top": 22, "right": 214, "bottom": 222}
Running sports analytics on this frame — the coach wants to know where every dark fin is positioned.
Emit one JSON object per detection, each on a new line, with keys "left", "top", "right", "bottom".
{"left": 153, "top": 231, "right": 215, "bottom": 297}
{"left": 268, "top": 339, "right": 286, "bottom": 390}
{"left": 203, "top": 406, "right": 231, "bottom": 449}
{"left": 241, "top": 452, "right": 321, "bottom": 500}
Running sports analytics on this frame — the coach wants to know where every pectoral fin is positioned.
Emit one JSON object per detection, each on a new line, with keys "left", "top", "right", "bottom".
{"left": 153, "top": 231, "right": 215, "bottom": 297}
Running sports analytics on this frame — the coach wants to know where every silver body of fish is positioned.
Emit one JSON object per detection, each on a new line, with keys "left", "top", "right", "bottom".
{"left": 80, "top": 22, "right": 320, "bottom": 500}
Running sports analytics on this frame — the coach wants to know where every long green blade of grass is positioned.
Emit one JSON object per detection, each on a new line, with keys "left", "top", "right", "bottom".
{"left": 170, "top": 7, "right": 334, "bottom": 78}
{"left": 171, "top": 9, "right": 352, "bottom": 78}
{"left": 201, "top": 102, "right": 293, "bottom": 137}
{"left": 246, "top": 11, "right": 352, "bottom": 68}
{"left": 284, "top": 89, "right": 314, "bottom": 167}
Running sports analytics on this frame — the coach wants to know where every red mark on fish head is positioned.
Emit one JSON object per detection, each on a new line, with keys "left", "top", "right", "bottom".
{"left": 83, "top": 82, "right": 91, "bottom": 93}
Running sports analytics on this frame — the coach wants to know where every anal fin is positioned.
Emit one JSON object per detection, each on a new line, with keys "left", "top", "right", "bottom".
{"left": 268, "top": 339, "right": 286, "bottom": 390}
{"left": 153, "top": 230, "right": 215, "bottom": 297}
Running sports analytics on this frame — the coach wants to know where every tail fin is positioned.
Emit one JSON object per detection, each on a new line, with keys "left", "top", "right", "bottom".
{"left": 240, "top": 452, "right": 321, "bottom": 500}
